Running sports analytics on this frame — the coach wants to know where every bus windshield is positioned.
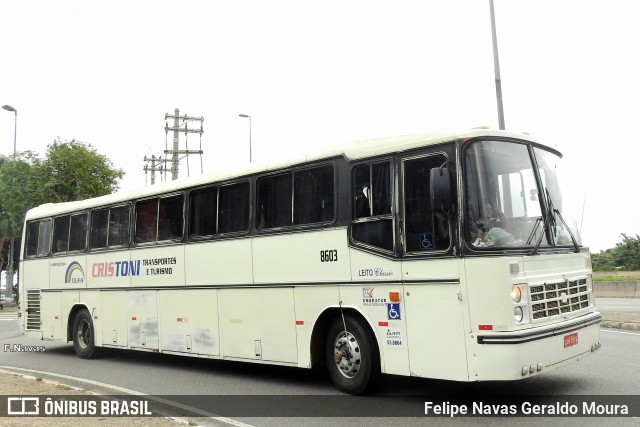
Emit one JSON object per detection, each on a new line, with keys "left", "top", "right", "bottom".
{"left": 464, "top": 139, "right": 581, "bottom": 250}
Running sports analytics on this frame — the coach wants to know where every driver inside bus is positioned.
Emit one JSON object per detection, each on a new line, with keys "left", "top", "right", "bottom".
{"left": 472, "top": 202, "right": 514, "bottom": 246}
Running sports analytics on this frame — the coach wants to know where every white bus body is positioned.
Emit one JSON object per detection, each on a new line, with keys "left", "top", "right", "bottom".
{"left": 19, "top": 129, "right": 601, "bottom": 394}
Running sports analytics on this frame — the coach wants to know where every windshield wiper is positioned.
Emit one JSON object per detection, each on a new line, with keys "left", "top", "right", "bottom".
{"left": 530, "top": 209, "right": 553, "bottom": 256}
{"left": 530, "top": 189, "right": 580, "bottom": 255}
{"left": 552, "top": 210, "right": 581, "bottom": 253}
{"left": 525, "top": 216, "right": 543, "bottom": 246}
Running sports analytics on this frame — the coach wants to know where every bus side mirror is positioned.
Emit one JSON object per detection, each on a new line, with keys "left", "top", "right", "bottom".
{"left": 430, "top": 167, "right": 451, "bottom": 210}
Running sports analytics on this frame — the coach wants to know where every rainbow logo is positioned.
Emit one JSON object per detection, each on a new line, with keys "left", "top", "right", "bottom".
{"left": 65, "top": 261, "right": 85, "bottom": 284}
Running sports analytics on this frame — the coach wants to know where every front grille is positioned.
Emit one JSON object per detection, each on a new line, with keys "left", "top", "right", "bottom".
{"left": 26, "top": 289, "right": 41, "bottom": 331}
{"left": 529, "top": 279, "right": 590, "bottom": 321}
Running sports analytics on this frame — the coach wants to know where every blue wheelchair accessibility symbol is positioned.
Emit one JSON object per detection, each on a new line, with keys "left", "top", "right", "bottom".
{"left": 387, "top": 303, "right": 401, "bottom": 320}
{"left": 420, "top": 233, "right": 434, "bottom": 250}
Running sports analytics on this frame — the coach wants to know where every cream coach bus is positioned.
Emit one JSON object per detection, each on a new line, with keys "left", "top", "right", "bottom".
{"left": 19, "top": 129, "right": 601, "bottom": 394}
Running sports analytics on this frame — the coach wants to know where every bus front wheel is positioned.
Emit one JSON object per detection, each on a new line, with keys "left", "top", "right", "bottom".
{"left": 325, "top": 314, "right": 379, "bottom": 395}
{"left": 72, "top": 310, "right": 98, "bottom": 359}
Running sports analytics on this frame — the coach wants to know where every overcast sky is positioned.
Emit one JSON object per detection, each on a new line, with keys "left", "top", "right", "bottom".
{"left": 1, "top": 0, "right": 639, "bottom": 252}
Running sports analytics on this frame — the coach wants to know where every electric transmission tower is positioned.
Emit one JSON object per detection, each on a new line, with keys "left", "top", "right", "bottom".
{"left": 143, "top": 108, "right": 204, "bottom": 184}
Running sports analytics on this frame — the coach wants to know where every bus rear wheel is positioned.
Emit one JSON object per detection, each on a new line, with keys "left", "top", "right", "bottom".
{"left": 72, "top": 310, "right": 99, "bottom": 359}
{"left": 325, "top": 314, "right": 379, "bottom": 395}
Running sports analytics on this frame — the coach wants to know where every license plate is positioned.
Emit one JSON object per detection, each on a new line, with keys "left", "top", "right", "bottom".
{"left": 564, "top": 332, "right": 578, "bottom": 348}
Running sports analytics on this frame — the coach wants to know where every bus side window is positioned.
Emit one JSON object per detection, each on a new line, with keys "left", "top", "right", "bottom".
{"left": 69, "top": 214, "right": 87, "bottom": 252}
{"left": 294, "top": 165, "right": 334, "bottom": 225}
{"left": 351, "top": 161, "right": 393, "bottom": 252}
{"left": 158, "top": 195, "right": 184, "bottom": 241}
{"left": 26, "top": 219, "right": 52, "bottom": 257}
{"left": 135, "top": 199, "right": 158, "bottom": 243}
{"left": 26, "top": 222, "right": 40, "bottom": 256}
{"left": 189, "top": 186, "right": 217, "bottom": 237}
{"left": 53, "top": 216, "right": 70, "bottom": 253}
{"left": 257, "top": 173, "right": 293, "bottom": 229}
{"left": 108, "top": 205, "right": 130, "bottom": 247}
{"left": 218, "top": 181, "right": 250, "bottom": 233}
{"left": 90, "top": 209, "right": 109, "bottom": 249}
{"left": 37, "top": 219, "right": 52, "bottom": 256}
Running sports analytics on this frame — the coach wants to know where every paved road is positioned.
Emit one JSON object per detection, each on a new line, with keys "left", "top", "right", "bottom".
{"left": 0, "top": 317, "right": 639, "bottom": 426}
{"left": 596, "top": 297, "right": 640, "bottom": 313}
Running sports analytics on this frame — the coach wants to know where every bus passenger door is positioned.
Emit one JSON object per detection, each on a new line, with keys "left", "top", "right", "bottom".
{"left": 400, "top": 151, "right": 469, "bottom": 381}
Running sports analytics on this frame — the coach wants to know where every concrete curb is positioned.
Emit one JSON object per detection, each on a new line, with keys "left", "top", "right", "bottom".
{"left": 601, "top": 321, "right": 640, "bottom": 332}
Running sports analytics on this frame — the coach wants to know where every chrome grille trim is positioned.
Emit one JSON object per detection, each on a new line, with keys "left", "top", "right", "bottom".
{"left": 529, "top": 278, "right": 591, "bottom": 321}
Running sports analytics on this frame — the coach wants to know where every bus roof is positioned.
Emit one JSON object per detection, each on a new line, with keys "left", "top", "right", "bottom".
{"left": 25, "top": 128, "right": 551, "bottom": 220}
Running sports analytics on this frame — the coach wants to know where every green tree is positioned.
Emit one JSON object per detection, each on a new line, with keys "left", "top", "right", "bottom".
{"left": 41, "top": 138, "right": 124, "bottom": 203}
{"left": 0, "top": 139, "right": 124, "bottom": 273}
{"left": 0, "top": 151, "right": 45, "bottom": 272}
{"left": 591, "top": 233, "right": 640, "bottom": 271}
{"left": 591, "top": 249, "right": 616, "bottom": 271}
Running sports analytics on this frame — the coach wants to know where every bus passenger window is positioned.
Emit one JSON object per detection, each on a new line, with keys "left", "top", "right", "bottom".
{"left": 189, "top": 187, "right": 217, "bottom": 237}
{"left": 257, "top": 173, "right": 292, "bottom": 229}
{"left": 108, "top": 205, "right": 130, "bottom": 246}
{"left": 26, "top": 222, "right": 40, "bottom": 256}
{"left": 38, "top": 219, "right": 52, "bottom": 256}
{"left": 158, "top": 195, "right": 184, "bottom": 241}
{"left": 53, "top": 216, "right": 70, "bottom": 253}
{"left": 90, "top": 209, "right": 109, "bottom": 249}
{"left": 257, "top": 165, "right": 334, "bottom": 230}
{"left": 26, "top": 219, "right": 52, "bottom": 257}
{"left": 294, "top": 165, "right": 334, "bottom": 225}
{"left": 135, "top": 199, "right": 158, "bottom": 243}
{"left": 218, "top": 181, "right": 249, "bottom": 233}
{"left": 69, "top": 214, "right": 87, "bottom": 252}
{"left": 91, "top": 206, "right": 130, "bottom": 249}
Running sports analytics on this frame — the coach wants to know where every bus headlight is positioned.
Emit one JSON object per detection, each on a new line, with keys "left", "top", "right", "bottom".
{"left": 511, "top": 286, "right": 522, "bottom": 303}
{"left": 514, "top": 306, "right": 524, "bottom": 323}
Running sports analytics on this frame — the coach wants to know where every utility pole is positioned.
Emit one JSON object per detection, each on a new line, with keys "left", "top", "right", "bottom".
{"left": 164, "top": 108, "right": 204, "bottom": 180}
{"left": 2, "top": 104, "right": 17, "bottom": 301}
{"left": 143, "top": 154, "right": 165, "bottom": 185}
{"left": 143, "top": 108, "right": 204, "bottom": 184}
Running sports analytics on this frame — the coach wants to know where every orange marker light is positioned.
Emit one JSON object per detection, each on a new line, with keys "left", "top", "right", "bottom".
{"left": 389, "top": 292, "right": 401, "bottom": 302}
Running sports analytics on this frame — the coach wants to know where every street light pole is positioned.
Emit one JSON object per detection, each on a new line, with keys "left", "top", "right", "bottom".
{"left": 489, "top": 0, "right": 505, "bottom": 130}
{"left": 2, "top": 104, "right": 17, "bottom": 302}
{"left": 239, "top": 114, "right": 252, "bottom": 163}
{"left": 2, "top": 105, "right": 17, "bottom": 160}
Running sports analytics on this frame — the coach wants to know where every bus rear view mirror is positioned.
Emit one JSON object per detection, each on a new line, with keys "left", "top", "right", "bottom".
{"left": 430, "top": 167, "right": 451, "bottom": 210}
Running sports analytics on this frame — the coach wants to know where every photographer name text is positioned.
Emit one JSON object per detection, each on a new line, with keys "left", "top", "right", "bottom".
{"left": 425, "top": 401, "right": 629, "bottom": 417}
{"left": 4, "top": 344, "right": 46, "bottom": 353}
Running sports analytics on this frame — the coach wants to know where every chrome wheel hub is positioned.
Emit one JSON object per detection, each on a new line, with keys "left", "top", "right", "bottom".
{"left": 333, "top": 331, "right": 361, "bottom": 378}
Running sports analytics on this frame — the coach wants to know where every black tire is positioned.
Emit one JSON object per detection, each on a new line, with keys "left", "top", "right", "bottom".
{"left": 325, "top": 314, "right": 379, "bottom": 395}
{"left": 72, "top": 310, "right": 99, "bottom": 359}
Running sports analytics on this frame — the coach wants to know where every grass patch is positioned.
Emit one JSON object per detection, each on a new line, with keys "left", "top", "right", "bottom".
{"left": 593, "top": 276, "right": 639, "bottom": 282}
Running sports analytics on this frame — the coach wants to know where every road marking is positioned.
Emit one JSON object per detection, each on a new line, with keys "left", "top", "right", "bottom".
{"left": 601, "top": 329, "right": 640, "bottom": 336}
{"left": 0, "top": 365, "right": 254, "bottom": 427}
